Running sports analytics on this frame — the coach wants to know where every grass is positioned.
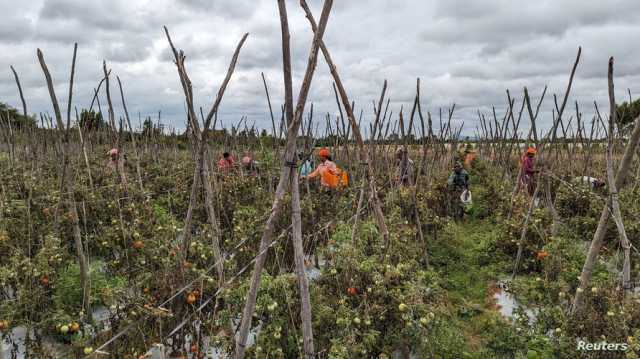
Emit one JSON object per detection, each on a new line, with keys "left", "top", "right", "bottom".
{"left": 431, "top": 219, "right": 519, "bottom": 357}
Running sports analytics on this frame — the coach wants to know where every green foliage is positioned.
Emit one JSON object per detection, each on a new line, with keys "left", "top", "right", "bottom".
{"left": 466, "top": 159, "right": 510, "bottom": 220}
{"left": 0, "top": 102, "right": 36, "bottom": 128}
{"left": 79, "top": 109, "right": 107, "bottom": 131}
{"left": 152, "top": 202, "right": 171, "bottom": 225}
{"left": 616, "top": 98, "right": 640, "bottom": 132}
{"left": 2, "top": 144, "right": 640, "bottom": 357}
{"left": 481, "top": 313, "right": 527, "bottom": 355}
{"left": 141, "top": 117, "right": 162, "bottom": 138}
{"left": 53, "top": 260, "right": 126, "bottom": 311}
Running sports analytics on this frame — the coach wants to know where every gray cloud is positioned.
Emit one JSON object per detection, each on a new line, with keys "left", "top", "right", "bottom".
{"left": 1, "top": 0, "right": 639, "bottom": 137}
{"left": 178, "top": 0, "right": 259, "bottom": 18}
{"left": 0, "top": 16, "right": 35, "bottom": 43}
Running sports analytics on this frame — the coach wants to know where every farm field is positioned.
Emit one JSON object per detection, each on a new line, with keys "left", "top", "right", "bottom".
{"left": 2, "top": 1, "right": 640, "bottom": 358}
{"left": 2, "top": 121, "right": 640, "bottom": 359}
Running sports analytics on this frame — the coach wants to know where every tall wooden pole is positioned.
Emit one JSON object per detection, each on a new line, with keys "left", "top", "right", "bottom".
{"left": 235, "top": 1, "right": 333, "bottom": 357}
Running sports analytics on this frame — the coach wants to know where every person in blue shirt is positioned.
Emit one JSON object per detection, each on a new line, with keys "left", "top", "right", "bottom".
{"left": 299, "top": 152, "right": 314, "bottom": 177}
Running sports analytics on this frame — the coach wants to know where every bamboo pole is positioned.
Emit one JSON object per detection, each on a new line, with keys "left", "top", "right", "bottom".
{"left": 574, "top": 58, "right": 638, "bottom": 312}
{"left": 235, "top": 1, "right": 333, "bottom": 357}
{"left": 300, "top": 0, "right": 391, "bottom": 256}
{"left": 116, "top": 76, "right": 145, "bottom": 193}
{"left": 573, "top": 84, "right": 640, "bottom": 314}
{"left": 164, "top": 26, "right": 247, "bottom": 282}
{"left": 75, "top": 108, "right": 94, "bottom": 189}
{"left": 280, "top": 0, "right": 316, "bottom": 356}
{"left": 37, "top": 44, "right": 91, "bottom": 320}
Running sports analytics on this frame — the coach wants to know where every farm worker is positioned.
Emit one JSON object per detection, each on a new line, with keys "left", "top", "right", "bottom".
{"left": 241, "top": 153, "right": 259, "bottom": 176}
{"left": 519, "top": 147, "right": 538, "bottom": 196}
{"left": 217, "top": 152, "right": 235, "bottom": 172}
{"left": 394, "top": 148, "right": 414, "bottom": 186}
{"left": 463, "top": 149, "right": 477, "bottom": 170}
{"left": 447, "top": 161, "right": 469, "bottom": 189}
{"left": 108, "top": 148, "right": 118, "bottom": 162}
{"left": 106, "top": 148, "right": 124, "bottom": 171}
{"left": 447, "top": 161, "right": 469, "bottom": 219}
{"left": 573, "top": 176, "right": 605, "bottom": 190}
{"left": 299, "top": 152, "right": 313, "bottom": 177}
{"left": 302, "top": 148, "right": 338, "bottom": 188}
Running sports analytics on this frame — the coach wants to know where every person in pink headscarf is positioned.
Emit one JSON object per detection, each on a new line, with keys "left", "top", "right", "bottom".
{"left": 241, "top": 153, "right": 258, "bottom": 176}
{"left": 107, "top": 148, "right": 120, "bottom": 171}
{"left": 106, "top": 147, "right": 128, "bottom": 185}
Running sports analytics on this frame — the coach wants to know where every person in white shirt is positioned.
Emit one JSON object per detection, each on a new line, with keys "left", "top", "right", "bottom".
{"left": 573, "top": 176, "right": 605, "bottom": 189}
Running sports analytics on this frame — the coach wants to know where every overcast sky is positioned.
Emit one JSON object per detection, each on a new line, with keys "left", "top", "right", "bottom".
{"left": 1, "top": 0, "right": 639, "bottom": 136}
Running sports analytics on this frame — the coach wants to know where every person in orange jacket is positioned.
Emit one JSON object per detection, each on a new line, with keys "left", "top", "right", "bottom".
{"left": 302, "top": 148, "right": 338, "bottom": 188}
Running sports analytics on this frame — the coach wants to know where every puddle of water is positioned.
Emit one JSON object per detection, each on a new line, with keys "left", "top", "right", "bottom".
{"left": 491, "top": 282, "right": 538, "bottom": 325}
{"left": 392, "top": 349, "right": 418, "bottom": 359}
{"left": 305, "top": 266, "right": 322, "bottom": 281}
{"left": 83, "top": 306, "right": 112, "bottom": 339}
{"left": 2, "top": 326, "right": 30, "bottom": 359}
{"left": 3, "top": 257, "right": 317, "bottom": 359}
{"left": 1, "top": 326, "right": 63, "bottom": 359}
{"left": 92, "top": 306, "right": 111, "bottom": 325}
{"left": 157, "top": 317, "right": 262, "bottom": 358}
{"left": 303, "top": 254, "right": 326, "bottom": 281}
{"left": 1, "top": 306, "right": 112, "bottom": 359}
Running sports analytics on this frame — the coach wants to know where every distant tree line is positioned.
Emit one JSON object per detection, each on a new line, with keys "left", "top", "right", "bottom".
{"left": 4, "top": 97, "right": 637, "bottom": 141}
{"left": 616, "top": 98, "right": 640, "bottom": 133}
{"left": 0, "top": 102, "right": 36, "bottom": 128}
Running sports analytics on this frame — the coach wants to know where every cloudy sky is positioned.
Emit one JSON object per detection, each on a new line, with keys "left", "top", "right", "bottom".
{"left": 1, "top": 0, "right": 639, "bottom": 136}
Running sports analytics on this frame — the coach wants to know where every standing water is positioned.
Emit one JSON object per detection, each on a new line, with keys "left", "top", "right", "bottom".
{"left": 492, "top": 280, "right": 538, "bottom": 325}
